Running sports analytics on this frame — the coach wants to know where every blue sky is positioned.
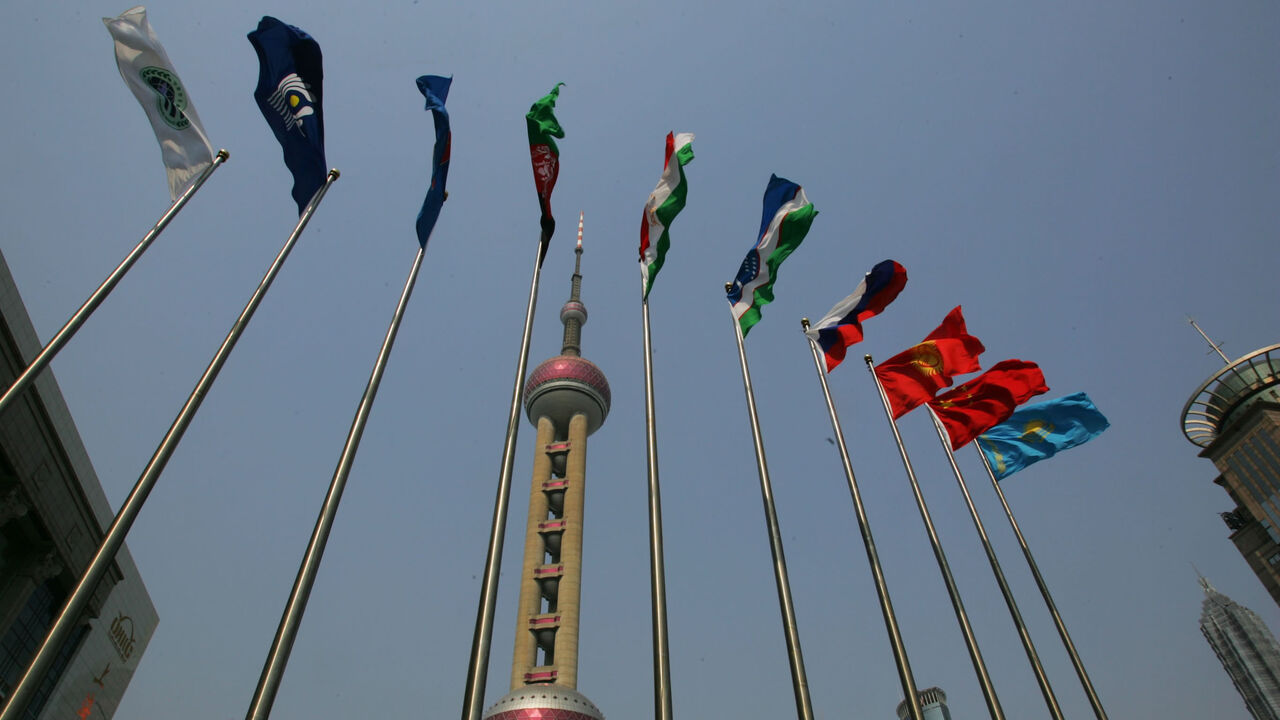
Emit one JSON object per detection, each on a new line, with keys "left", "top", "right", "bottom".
{"left": 2, "top": 1, "right": 1279, "bottom": 718}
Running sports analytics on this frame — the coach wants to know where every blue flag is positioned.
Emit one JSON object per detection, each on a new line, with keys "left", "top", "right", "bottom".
{"left": 978, "top": 392, "right": 1110, "bottom": 480}
{"left": 248, "top": 17, "right": 326, "bottom": 214}
{"left": 415, "top": 75, "right": 452, "bottom": 247}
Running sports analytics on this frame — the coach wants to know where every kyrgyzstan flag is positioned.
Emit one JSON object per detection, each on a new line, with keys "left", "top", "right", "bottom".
{"left": 875, "top": 306, "right": 985, "bottom": 419}
{"left": 928, "top": 360, "right": 1049, "bottom": 450}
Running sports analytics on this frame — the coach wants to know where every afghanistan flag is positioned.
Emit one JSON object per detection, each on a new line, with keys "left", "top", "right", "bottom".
{"left": 978, "top": 392, "right": 1110, "bottom": 480}
{"left": 727, "top": 175, "right": 818, "bottom": 336}
{"left": 929, "top": 359, "right": 1049, "bottom": 450}
{"left": 104, "top": 6, "right": 214, "bottom": 200}
{"left": 805, "top": 260, "right": 907, "bottom": 372}
{"left": 415, "top": 75, "right": 452, "bottom": 247}
{"left": 875, "top": 306, "right": 985, "bottom": 418}
{"left": 248, "top": 16, "right": 326, "bottom": 215}
{"left": 640, "top": 132, "right": 695, "bottom": 299}
{"left": 527, "top": 83, "right": 565, "bottom": 262}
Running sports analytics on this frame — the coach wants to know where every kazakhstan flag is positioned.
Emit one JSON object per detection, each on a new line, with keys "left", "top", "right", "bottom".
{"left": 978, "top": 392, "right": 1109, "bottom": 481}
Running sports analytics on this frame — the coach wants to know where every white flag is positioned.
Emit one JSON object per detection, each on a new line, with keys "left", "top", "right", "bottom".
{"left": 104, "top": 7, "right": 214, "bottom": 200}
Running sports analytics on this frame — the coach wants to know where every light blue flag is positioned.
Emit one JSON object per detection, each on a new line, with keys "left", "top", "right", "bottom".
{"left": 978, "top": 392, "right": 1110, "bottom": 480}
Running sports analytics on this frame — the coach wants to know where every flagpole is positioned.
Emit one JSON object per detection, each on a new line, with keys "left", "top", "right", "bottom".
{"left": 0, "top": 169, "right": 338, "bottom": 720}
{"left": 641, "top": 291, "right": 674, "bottom": 720}
{"left": 975, "top": 446, "right": 1110, "bottom": 720}
{"left": 460, "top": 238, "right": 547, "bottom": 720}
{"left": 727, "top": 285, "right": 814, "bottom": 720}
{"left": 246, "top": 241, "right": 426, "bottom": 720}
{"left": 0, "top": 150, "right": 230, "bottom": 418}
{"left": 862, "top": 355, "right": 1005, "bottom": 720}
{"left": 925, "top": 408, "right": 1063, "bottom": 720}
{"left": 800, "top": 320, "right": 923, "bottom": 720}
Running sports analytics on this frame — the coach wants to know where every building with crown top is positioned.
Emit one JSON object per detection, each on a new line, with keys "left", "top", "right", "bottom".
{"left": 896, "top": 687, "right": 952, "bottom": 720}
{"left": 1182, "top": 344, "right": 1280, "bottom": 606}
{"left": 1199, "top": 577, "right": 1280, "bottom": 719}
{"left": 483, "top": 216, "right": 610, "bottom": 720}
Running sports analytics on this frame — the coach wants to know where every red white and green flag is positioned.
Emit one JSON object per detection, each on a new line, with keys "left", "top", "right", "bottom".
{"left": 527, "top": 83, "right": 565, "bottom": 264}
{"left": 639, "top": 132, "right": 695, "bottom": 299}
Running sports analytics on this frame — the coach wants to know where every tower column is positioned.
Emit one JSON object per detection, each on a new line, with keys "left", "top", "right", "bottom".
{"left": 511, "top": 416, "right": 556, "bottom": 690}
{"left": 554, "top": 411, "right": 589, "bottom": 689}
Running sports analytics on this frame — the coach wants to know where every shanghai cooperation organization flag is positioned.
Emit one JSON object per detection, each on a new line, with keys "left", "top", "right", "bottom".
{"left": 104, "top": 6, "right": 215, "bottom": 201}
{"left": 249, "top": 16, "right": 327, "bottom": 215}
{"left": 978, "top": 392, "right": 1110, "bottom": 481}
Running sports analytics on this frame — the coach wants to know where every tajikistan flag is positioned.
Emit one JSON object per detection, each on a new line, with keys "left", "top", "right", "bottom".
{"left": 727, "top": 175, "right": 817, "bottom": 336}
{"left": 639, "top": 132, "right": 694, "bottom": 298}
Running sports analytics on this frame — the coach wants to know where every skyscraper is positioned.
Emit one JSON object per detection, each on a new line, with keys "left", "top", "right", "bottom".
{"left": 896, "top": 687, "right": 952, "bottom": 720}
{"left": 482, "top": 219, "right": 610, "bottom": 720}
{"left": 1182, "top": 343, "right": 1280, "bottom": 606}
{"left": 0, "top": 251, "right": 157, "bottom": 719}
{"left": 1199, "top": 577, "right": 1280, "bottom": 719}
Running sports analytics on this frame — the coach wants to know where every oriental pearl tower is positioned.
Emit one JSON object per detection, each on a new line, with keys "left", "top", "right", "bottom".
{"left": 483, "top": 214, "right": 610, "bottom": 720}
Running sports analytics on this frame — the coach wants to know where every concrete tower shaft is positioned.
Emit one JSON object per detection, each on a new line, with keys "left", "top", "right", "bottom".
{"left": 487, "top": 213, "right": 608, "bottom": 719}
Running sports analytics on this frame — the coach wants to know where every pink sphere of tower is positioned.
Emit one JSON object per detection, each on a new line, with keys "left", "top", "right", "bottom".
{"left": 523, "top": 355, "right": 611, "bottom": 435}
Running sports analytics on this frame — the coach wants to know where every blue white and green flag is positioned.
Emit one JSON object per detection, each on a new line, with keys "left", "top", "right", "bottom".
{"left": 726, "top": 175, "right": 817, "bottom": 336}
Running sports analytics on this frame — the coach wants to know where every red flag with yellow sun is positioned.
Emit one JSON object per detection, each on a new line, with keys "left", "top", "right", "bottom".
{"left": 875, "top": 306, "right": 985, "bottom": 419}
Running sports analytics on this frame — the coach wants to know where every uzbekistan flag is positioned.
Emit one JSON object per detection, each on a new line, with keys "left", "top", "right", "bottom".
{"left": 727, "top": 175, "right": 818, "bottom": 336}
{"left": 805, "top": 260, "right": 907, "bottom": 372}
{"left": 640, "top": 132, "right": 695, "bottom": 299}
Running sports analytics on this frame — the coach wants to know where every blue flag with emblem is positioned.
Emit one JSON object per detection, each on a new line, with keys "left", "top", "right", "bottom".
{"left": 248, "top": 16, "right": 326, "bottom": 214}
{"left": 978, "top": 392, "right": 1110, "bottom": 481}
{"left": 415, "top": 75, "right": 452, "bottom": 247}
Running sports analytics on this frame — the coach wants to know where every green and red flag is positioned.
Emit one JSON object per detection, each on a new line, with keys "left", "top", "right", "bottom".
{"left": 929, "top": 359, "right": 1049, "bottom": 450}
{"left": 640, "top": 132, "right": 695, "bottom": 298}
{"left": 875, "top": 306, "right": 985, "bottom": 418}
{"left": 527, "top": 83, "right": 565, "bottom": 263}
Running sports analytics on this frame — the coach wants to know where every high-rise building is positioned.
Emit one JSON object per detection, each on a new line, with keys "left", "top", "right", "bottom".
{"left": 0, "top": 251, "right": 157, "bottom": 719}
{"left": 1182, "top": 343, "right": 1280, "bottom": 606}
{"left": 1199, "top": 577, "right": 1280, "bottom": 719}
{"left": 896, "top": 686, "right": 953, "bottom": 720}
{"left": 482, "top": 221, "right": 610, "bottom": 720}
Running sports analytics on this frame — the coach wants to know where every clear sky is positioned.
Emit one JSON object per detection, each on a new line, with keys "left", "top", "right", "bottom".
{"left": 2, "top": 1, "right": 1279, "bottom": 719}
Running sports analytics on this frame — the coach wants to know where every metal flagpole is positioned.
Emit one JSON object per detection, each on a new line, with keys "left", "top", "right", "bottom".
{"left": 925, "top": 407, "right": 1063, "bottom": 720}
{"left": 862, "top": 355, "right": 1005, "bottom": 720}
{"left": 0, "top": 149, "right": 230, "bottom": 418}
{"left": 460, "top": 237, "right": 547, "bottom": 720}
{"left": 975, "top": 445, "right": 1110, "bottom": 720}
{"left": 800, "top": 320, "right": 923, "bottom": 720}
{"left": 246, "top": 241, "right": 427, "bottom": 719}
{"left": 641, "top": 291, "right": 674, "bottom": 720}
{"left": 0, "top": 168, "right": 338, "bottom": 720}
{"left": 727, "top": 286, "right": 814, "bottom": 720}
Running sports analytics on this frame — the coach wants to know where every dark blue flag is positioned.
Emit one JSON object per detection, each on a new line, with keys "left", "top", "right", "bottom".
{"left": 248, "top": 17, "right": 326, "bottom": 214}
{"left": 415, "top": 75, "right": 452, "bottom": 247}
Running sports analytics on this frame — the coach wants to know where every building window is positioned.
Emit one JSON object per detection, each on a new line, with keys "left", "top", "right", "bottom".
{"left": 0, "top": 580, "right": 89, "bottom": 719}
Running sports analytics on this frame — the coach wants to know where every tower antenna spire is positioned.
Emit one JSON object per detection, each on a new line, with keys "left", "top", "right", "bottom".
{"left": 1188, "top": 317, "right": 1230, "bottom": 365}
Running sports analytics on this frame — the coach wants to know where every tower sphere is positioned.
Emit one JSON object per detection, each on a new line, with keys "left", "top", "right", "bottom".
{"left": 482, "top": 685, "right": 605, "bottom": 720}
{"left": 523, "top": 355, "right": 610, "bottom": 435}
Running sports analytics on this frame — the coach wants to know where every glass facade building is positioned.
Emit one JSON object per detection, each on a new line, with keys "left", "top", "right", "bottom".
{"left": 1200, "top": 579, "right": 1280, "bottom": 720}
{"left": 1183, "top": 345, "right": 1280, "bottom": 606}
{"left": 0, "top": 251, "right": 157, "bottom": 719}
{"left": 896, "top": 686, "right": 953, "bottom": 720}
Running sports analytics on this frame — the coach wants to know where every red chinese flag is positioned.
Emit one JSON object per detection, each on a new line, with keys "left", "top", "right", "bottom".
{"left": 929, "top": 359, "right": 1049, "bottom": 450}
{"left": 875, "top": 306, "right": 985, "bottom": 418}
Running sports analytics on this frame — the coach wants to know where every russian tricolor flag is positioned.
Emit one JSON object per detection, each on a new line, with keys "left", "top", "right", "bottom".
{"left": 805, "top": 260, "right": 907, "bottom": 372}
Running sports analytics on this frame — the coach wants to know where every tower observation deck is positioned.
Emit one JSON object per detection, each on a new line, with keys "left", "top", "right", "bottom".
{"left": 483, "top": 214, "right": 609, "bottom": 720}
{"left": 1182, "top": 342, "right": 1280, "bottom": 607}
